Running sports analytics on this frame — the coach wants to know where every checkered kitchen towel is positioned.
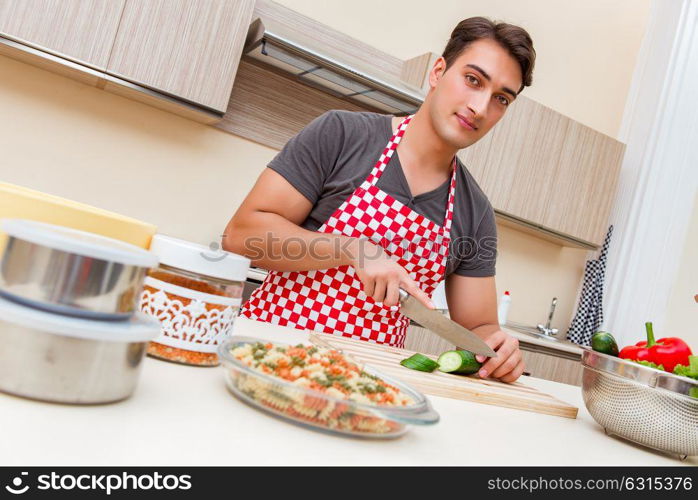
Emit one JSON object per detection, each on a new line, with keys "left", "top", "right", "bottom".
{"left": 567, "top": 225, "right": 614, "bottom": 345}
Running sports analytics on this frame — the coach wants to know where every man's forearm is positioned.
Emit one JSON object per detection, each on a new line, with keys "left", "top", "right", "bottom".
{"left": 470, "top": 322, "right": 501, "bottom": 339}
{"left": 223, "top": 210, "right": 369, "bottom": 272}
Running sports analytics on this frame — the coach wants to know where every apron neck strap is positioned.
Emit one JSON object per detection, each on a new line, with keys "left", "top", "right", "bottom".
{"left": 442, "top": 158, "right": 458, "bottom": 232}
{"left": 365, "top": 114, "right": 413, "bottom": 186}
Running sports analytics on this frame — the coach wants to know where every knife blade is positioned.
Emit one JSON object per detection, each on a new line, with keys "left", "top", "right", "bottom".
{"left": 398, "top": 289, "right": 497, "bottom": 358}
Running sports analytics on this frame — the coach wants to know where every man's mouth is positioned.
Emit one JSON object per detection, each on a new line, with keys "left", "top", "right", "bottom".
{"left": 455, "top": 113, "right": 477, "bottom": 131}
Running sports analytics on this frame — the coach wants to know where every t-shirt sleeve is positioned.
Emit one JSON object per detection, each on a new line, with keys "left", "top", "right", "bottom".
{"left": 453, "top": 202, "right": 498, "bottom": 277}
{"left": 266, "top": 110, "right": 345, "bottom": 204}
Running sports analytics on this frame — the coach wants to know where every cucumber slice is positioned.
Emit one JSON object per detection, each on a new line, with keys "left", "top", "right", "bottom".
{"left": 400, "top": 353, "right": 439, "bottom": 372}
{"left": 437, "top": 350, "right": 482, "bottom": 375}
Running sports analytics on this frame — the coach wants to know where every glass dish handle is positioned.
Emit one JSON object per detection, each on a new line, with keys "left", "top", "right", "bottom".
{"left": 374, "top": 402, "right": 441, "bottom": 426}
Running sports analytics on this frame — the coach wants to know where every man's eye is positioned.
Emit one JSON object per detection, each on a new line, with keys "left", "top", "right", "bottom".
{"left": 496, "top": 95, "right": 510, "bottom": 106}
{"left": 465, "top": 74, "right": 479, "bottom": 85}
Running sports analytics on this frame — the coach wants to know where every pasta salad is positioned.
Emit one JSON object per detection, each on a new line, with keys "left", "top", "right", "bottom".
{"left": 226, "top": 341, "right": 415, "bottom": 435}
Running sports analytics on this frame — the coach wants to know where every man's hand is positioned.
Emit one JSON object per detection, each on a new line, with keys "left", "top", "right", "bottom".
{"left": 350, "top": 239, "right": 434, "bottom": 309}
{"left": 445, "top": 274, "right": 526, "bottom": 383}
{"left": 474, "top": 329, "right": 524, "bottom": 383}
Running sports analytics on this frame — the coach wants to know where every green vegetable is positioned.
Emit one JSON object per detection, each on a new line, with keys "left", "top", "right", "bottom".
{"left": 400, "top": 353, "right": 439, "bottom": 372}
{"left": 632, "top": 360, "right": 665, "bottom": 371}
{"left": 290, "top": 356, "right": 306, "bottom": 367}
{"left": 437, "top": 350, "right": 482, "bottom": 375}
{"left": 673, "top": 355, "right": 698, "bottom": 380}
{"left": 357, "top": 382, "right": 386, "bottom": 394}
{"left": 591, "top": 331, "right": 619, "bottom": 356}
{"left": 674, "top": 356, "right": 698, "bottom": 400}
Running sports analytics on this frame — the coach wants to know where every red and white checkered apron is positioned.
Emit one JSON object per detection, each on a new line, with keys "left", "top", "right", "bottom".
{"left": 240, "top": 115, "right": 457, "bottom": 347}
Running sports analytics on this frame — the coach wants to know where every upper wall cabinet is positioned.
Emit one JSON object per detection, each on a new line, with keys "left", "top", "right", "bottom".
{"left": 0, "top": 0, "right": 125, "bottom": 69}
{"left": 107, "top": 0, "right": 254, "bottom": 113}
{"left": 0, "top": 0, "right": 255, "bottom": 121}
{"left": 458, "top": 96, "right": 625, "bottom": 247}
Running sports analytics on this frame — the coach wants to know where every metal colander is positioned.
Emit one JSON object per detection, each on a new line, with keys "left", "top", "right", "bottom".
{"left": 581, "top": 348, "right": 698, "bottom": 459}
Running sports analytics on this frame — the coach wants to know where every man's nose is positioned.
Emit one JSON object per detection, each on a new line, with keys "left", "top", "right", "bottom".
{"left": 467, "top": 91, "right": 490, "bottom": 120}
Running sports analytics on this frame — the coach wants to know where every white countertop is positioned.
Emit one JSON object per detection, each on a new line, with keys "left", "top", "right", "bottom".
{"left": 0, "top": 318, "right": 693, "bottom": 467}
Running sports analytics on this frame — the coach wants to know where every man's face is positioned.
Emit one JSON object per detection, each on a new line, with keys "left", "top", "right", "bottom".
{"left": 427, "top": 38, "right": 523, "bottom": 149}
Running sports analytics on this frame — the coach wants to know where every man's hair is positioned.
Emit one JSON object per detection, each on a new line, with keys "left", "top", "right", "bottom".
{"left": 442, "top": 17, "right": 535, "bottom": 94}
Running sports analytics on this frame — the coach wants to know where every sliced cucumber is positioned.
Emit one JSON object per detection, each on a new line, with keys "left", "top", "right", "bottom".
{"left": 400, "top": 353, "right": 439, "bottom": 372}
{"left": 437, "top": 350, "right": 482, "bottom": 375}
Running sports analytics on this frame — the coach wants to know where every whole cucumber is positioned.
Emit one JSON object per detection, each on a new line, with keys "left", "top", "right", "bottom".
{"left": 591, "top": 331, "right": 619, "bottom": 356}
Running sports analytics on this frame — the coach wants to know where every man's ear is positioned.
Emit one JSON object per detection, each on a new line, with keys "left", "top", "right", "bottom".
{"left": 427, "top": 56, "right": 448, "bottom": 90}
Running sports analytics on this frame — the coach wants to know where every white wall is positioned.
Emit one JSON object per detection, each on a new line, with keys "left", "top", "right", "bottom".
{"left": 664, "top": 196, "right": 698, "bottom": 348}
{"left": 601, "top": 0, "right": 698, "bottom": 350}
{"left": 0, "top": 0, "right": 652, "bottom": 332}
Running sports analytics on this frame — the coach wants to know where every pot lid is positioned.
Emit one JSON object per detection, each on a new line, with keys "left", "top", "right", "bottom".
{"left": 1, "top": 218, "right": 158, "bottom": 268}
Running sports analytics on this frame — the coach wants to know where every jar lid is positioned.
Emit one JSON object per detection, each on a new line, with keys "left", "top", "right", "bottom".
{"left": 0, "top": 293, "right": 161, "bottom": 342}
{"left": 1, "top": 218, "right": 158, "bottom": 268}
{"left": 149, "top": 234, "right": 250, "bottom": 281}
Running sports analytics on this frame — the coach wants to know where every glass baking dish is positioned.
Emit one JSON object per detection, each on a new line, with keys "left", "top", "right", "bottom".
{"left": 218, "top": 336, "right": 439, "bottom": 438}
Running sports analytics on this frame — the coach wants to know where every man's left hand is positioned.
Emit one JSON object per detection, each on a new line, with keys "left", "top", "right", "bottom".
{"left": 475, "top": 329, "right": 525, "bottom": 383}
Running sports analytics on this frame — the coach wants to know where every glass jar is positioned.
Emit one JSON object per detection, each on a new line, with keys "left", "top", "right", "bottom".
{"left": 138, "top": 235, "right": 250, "bottom": 366}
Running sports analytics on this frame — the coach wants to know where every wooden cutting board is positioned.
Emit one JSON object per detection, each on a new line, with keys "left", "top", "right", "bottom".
{"left": 310, "top": 334, "right": 578, "bottom": 419}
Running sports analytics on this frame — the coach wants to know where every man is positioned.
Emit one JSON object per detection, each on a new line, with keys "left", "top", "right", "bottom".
{"left": 224, "top": 17, "right": 536, "bottom": 383}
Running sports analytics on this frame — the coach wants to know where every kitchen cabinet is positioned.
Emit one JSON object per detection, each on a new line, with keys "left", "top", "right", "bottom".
{"left": 0, "top": 0, "right": 124, "bottom": 69}
{"left": 216, "top": 0, "right": 405, "bottom": 145}
{"left": 404, "top": 324, "right": 454, "bottom": 356}
{"left": 457, "top": 95, "right": 624, "bottom": 248}
{"left": 519, "top": 345, "right": 583, "bottom": 386}
{"left": 0, "top": 0, "right": 255, "bottom": 121}
{"left": 107, "top": 0, "right": 254, "bottom": 113}
{"left": 218, "top": 58, "right": 370, "bottom": 150}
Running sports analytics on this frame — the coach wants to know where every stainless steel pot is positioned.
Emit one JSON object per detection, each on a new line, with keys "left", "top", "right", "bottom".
{"left": 0, "top": 219, "right": 158, "bottom": 319}
{"left": 581, "top": 348, "right": 698, "bottom": 459}
{"left": 0, "top": 294, "right": 160, "bottom": 404}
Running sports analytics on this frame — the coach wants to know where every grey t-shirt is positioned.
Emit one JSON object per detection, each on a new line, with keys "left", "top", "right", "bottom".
{"left": 268, "top": 110, "right": 497, "bottom": 277}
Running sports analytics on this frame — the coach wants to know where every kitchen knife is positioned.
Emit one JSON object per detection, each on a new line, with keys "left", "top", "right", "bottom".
{"left": 398, "top": 289, "right": 497, "bottom": 358}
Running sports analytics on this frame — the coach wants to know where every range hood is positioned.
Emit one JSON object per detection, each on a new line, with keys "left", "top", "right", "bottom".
{"left": 244, "top": 18, "right": 425, "bottom": 114}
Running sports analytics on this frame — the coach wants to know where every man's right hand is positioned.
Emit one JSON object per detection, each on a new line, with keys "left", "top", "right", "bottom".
{"left": 349, "top": 239, "right": 435, "bottom": 309}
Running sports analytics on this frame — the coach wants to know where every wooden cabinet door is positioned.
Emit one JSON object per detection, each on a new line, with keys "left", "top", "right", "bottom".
{"left": 404, "top": 324, "right": 454, "bottom": 356}
{"left": 0, "top": 0, "right": 125, "bottom": 69}
{"left": 544, "top": 120, "right": 624, "bottom": 244}
{"left": 458, "top": 96, "right": 570, "bottom": 227}
{"left": 458, "top": 95, "right": 624, "bottom": 247}
{"left": 107, "top": 0, "right": 255, "bottom": 113}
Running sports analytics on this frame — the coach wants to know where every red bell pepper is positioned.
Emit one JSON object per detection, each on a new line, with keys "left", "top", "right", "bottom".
{"left": 618, "top": 322, "right": 692, "bottom": 372}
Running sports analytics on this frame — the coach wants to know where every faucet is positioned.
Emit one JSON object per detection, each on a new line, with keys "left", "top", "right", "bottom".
{"left": 536, "top": 297, "right": 558, "bottom": 337}
{"left": 504, "top": 297, "right": 559, "bottom": 338}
